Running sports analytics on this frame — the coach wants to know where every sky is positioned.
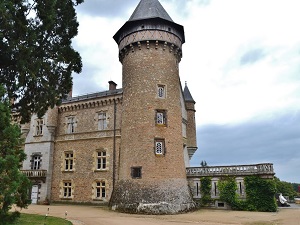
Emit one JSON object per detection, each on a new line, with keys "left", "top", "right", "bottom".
{"left": 72, "top": 0, "right": 300, "bottom": 183}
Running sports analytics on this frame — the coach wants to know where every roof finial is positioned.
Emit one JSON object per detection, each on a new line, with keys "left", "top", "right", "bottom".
{"left": 185, "top": 81, "right": 187, "bottom": 86}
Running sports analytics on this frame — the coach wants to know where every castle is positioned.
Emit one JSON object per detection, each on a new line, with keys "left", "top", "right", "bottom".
{"left": 20, "top": 0, "right": 275, "bottom": 214}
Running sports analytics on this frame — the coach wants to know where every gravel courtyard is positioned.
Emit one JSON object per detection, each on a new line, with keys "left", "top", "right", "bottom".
{"left": 18, "top": 204, "right": 300, "bottom": 225}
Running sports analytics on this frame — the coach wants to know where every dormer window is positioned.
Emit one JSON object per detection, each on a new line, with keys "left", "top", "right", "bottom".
{"left": 35, "top": 119, "right": 43, "bottom": 136}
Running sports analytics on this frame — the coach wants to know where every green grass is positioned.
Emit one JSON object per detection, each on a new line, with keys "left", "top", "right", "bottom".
{"left": 12, "top": 213, "right": 72, "bottom": 225}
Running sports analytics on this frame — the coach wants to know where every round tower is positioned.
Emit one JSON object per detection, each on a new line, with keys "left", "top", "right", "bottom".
{"left": 110, "top": 0, "right": 195, "bottom": 214}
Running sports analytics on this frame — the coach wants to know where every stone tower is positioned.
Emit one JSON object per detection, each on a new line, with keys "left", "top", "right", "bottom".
{"left": 184, "top": 82, "right": 198, "bottom": 160}
{"left": 110, "top": 0, "right": 195, "bottom": 214}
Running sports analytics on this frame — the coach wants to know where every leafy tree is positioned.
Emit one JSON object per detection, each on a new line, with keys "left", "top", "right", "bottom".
{"left": 0, "top": 0, "right": 83, "bottom": 123}
{"left": 0, "top": 85, "right": 31, "bottom": 224}
{"left": 274, "top": 177, "right": 298, "bottom": 199}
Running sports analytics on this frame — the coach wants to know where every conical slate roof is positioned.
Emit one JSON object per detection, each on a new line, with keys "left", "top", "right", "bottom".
{"left": 129, "top": 0, "right": 173, "bottom": 22}
{"left": 183, "top": 82, "right": 195, "bottom": 103}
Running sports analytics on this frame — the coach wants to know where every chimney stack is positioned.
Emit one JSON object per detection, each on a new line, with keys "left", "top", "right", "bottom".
{"left": 109, "top": 81, "right": 117, "bottom": 91}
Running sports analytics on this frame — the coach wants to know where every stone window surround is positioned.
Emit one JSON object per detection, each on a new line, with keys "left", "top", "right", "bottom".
{"left": 93, "top": 148, "right": 109, "bottom": 172}
{"left": 34, "top": 118, "right": 44, "bottom": 136}
{"left": 92, "top": 179, "right": 108, "bottom": 201}
{"left": 154, "top": 138, "right": 166, "bottom": 156}
{"left": 157, "top": 84, "right": 166, "bottom": 99}
{"left": 59, "top": 180, "right": 74, "bottom": 200}
{"left": 98, "top": 111, "right": 108, "bottom": 130}
{"left": 30, "top": 153, "right": 42, "bottom": 170}
{"left": 61, "top": 151, "right": 75, "bottom": 172}
{"left": 155, "top": 109, "right": 167, "bottom": 126}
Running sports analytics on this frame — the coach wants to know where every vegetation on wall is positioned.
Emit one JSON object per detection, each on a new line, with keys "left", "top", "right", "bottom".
{"left": 200, "top": 177, "right": 212, "bottom": 206}
{"left": 218, "top": 176, "right": 277, "bottom": 212}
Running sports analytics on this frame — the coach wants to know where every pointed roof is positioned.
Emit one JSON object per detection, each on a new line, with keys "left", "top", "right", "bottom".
{"left": 129, "top": 0, "right": 173, "bottom": 22}
{"left": 183, "top": 82, "right": 195, "bottom": 103}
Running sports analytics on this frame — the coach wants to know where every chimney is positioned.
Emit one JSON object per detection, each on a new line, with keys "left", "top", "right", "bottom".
{"left": 68, "top": 86, "right": 73, "bottom": 99}
{"left": 109, "top": 81, "right": 117, "bottom": 91}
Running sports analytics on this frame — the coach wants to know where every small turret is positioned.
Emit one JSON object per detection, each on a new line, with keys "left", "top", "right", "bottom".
{"left": 184, "top": 82, "right": 198, "bottom": 159}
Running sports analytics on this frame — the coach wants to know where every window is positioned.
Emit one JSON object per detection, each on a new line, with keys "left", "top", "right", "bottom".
{"left": 98, "top": 112, "right": 107, "bottom": 130}
{"left": 35, "top": 119, "right": 43, "bottom": 136}
{"left": 154, "top": 139, "right": 165, "bottom": 155}
{"left": 31, "top": 154, "right": 41, "bottom": 170}
{"left": 157, "top": 85, "right": 165, "bottom": 98}
{"left": 156, "top": 110, "right": 167, "bottom": 126}
{"left": 131, "top": 167, "right": 142, "bottom": 179}
{"left": 95, "top": 181, "right": 106, "bottom": 199}
{"left": 63, "top": 182, "right": 72, "bottom": 198}
{"left": 96, "top": 151, "right": 106, "bottom": 170}
{"left": 67, "top": 117, "right": 75, "bottom": 133}
{"left": 64, "top": 152, "right": 74, "bottom": 171}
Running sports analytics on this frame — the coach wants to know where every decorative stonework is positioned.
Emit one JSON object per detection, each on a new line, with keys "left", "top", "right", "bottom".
{"left": 118, "top": 30, "right": 182, "bottom": 51}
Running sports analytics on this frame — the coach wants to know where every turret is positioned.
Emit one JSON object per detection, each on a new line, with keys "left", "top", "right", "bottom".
{"left": 183, "top": 82, "right": 198, "bottom": 159}
{"left": 109, "top": 0, "right": 195, "bottom": 214}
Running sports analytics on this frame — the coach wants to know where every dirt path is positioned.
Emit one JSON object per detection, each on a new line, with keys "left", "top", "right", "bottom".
{"left": 17, "top": 204, "right": 300, "bottom": 225}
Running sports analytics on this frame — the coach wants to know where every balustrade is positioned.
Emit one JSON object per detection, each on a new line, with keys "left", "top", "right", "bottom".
{"left": 21, "top": 170, "right": 47, "bottom": 178}
{"left": 186, "top": 163, "right": 274, "bottom": 177}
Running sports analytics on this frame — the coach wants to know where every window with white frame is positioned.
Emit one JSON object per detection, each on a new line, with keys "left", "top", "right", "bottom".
{"left": 64, "top": 152, "right": 74, "bottom": 171}
{"left": 95, "top": 181, "right": 106, "bottom": 199}
{"left": 154, "top": 139, "right": 165, "bottom": 155}
{"left": 35, "top": 119, "right": 43, "bottom": 136}
{"left": 98, "top": 112, "right": 107, "bottom": 130}
{"left": 31, "top": 154, "right": 41, "bottom": 170}
{"left": 96, "top": 151, "right": 106, "bottom": 170}
{"left": 63, "top": 181, "right": 72, "bottom": 198}
{"left": 157, "top": 85, "right": 166, "bottom": 98}
{"left": 67, "top": 117, "right": 75, "bottom": 134}
{"left": 156, "top": 110, "right": 167, "bottom": 126}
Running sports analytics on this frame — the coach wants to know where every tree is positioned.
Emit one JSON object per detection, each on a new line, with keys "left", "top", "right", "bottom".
{"left": 274, "top": 177, "right": 298, "bottom": 199}
{"left": 0, "top": 0, "right": 83, "bottom": 123}
{"left": 0, "top": 85, "right": 31, "bottom": 224}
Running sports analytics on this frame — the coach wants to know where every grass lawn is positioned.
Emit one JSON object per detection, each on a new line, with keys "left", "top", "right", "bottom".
{"left": 12, "top": 213, "right": 72, "bottom": 225}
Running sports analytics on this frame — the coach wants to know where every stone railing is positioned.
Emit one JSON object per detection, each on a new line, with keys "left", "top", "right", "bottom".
{"left": 186, "top": 163, "right": 274, "bottom": 177}
{"left": 21, "top": 170, "right": 47, "bottom": 178}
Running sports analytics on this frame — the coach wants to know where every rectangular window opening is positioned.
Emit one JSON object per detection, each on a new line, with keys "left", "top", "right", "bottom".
{"left": 131, "top": 167, "right": 142, "bottom": 179}
{"left": 98, "top": 112, "right": 107, "bottom": 130}
{"left": 154, "top": 139, "right": 165, "bottom": 155}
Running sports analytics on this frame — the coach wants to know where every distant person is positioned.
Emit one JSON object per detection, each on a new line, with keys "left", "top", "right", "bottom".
{"left": 279, "top": 193, "right": 290, "bottom": 207}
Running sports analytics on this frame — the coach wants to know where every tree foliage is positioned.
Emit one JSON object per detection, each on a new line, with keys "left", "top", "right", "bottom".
{"left": 0, "top": 0, "right": 83, "bottom": 123}
{"left": 0, "top": 85, "right": 31, "bottom": 224}
{"left": 200, "top": 177, "right": 212, "bottom": 206}
{"left": 274, "top": 177, "right": 298, "bottom": 199}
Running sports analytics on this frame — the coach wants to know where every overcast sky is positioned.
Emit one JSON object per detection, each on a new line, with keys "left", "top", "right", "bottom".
{"left": 72, "top": 0, "right": 300, "bottom": 183}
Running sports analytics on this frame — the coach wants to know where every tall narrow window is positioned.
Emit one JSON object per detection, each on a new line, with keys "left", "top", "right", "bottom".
{"left": 67, "top": 117, "right": 75, "bottom": 134}
{"left": 96, "top": 151, "right": 107, "bottom": 170}
{"left": 157, "top": 85, "right": 165, "bottom": 98}
{"left": 63, "top": 182, "right": 72, "bottom": 198}
{"left": 64, "top": 152, "right": 73, "bottom": 171}
{"left": 98, "top": 112, "right": 107, "bottom": 130}
{"left": 31, "top": 154, "right": 41, "bottom": 170}
{"left": 35, "top": 119, "right": 43, "bottom": 136}
{"left": 95, "top": 181, "right": 106, "bottom": 199}
{"left": 156, "top": 110, "right": 167, "bottom": 126}
{"left": 154, "top": 139, "right": 165, "bottom": 155}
